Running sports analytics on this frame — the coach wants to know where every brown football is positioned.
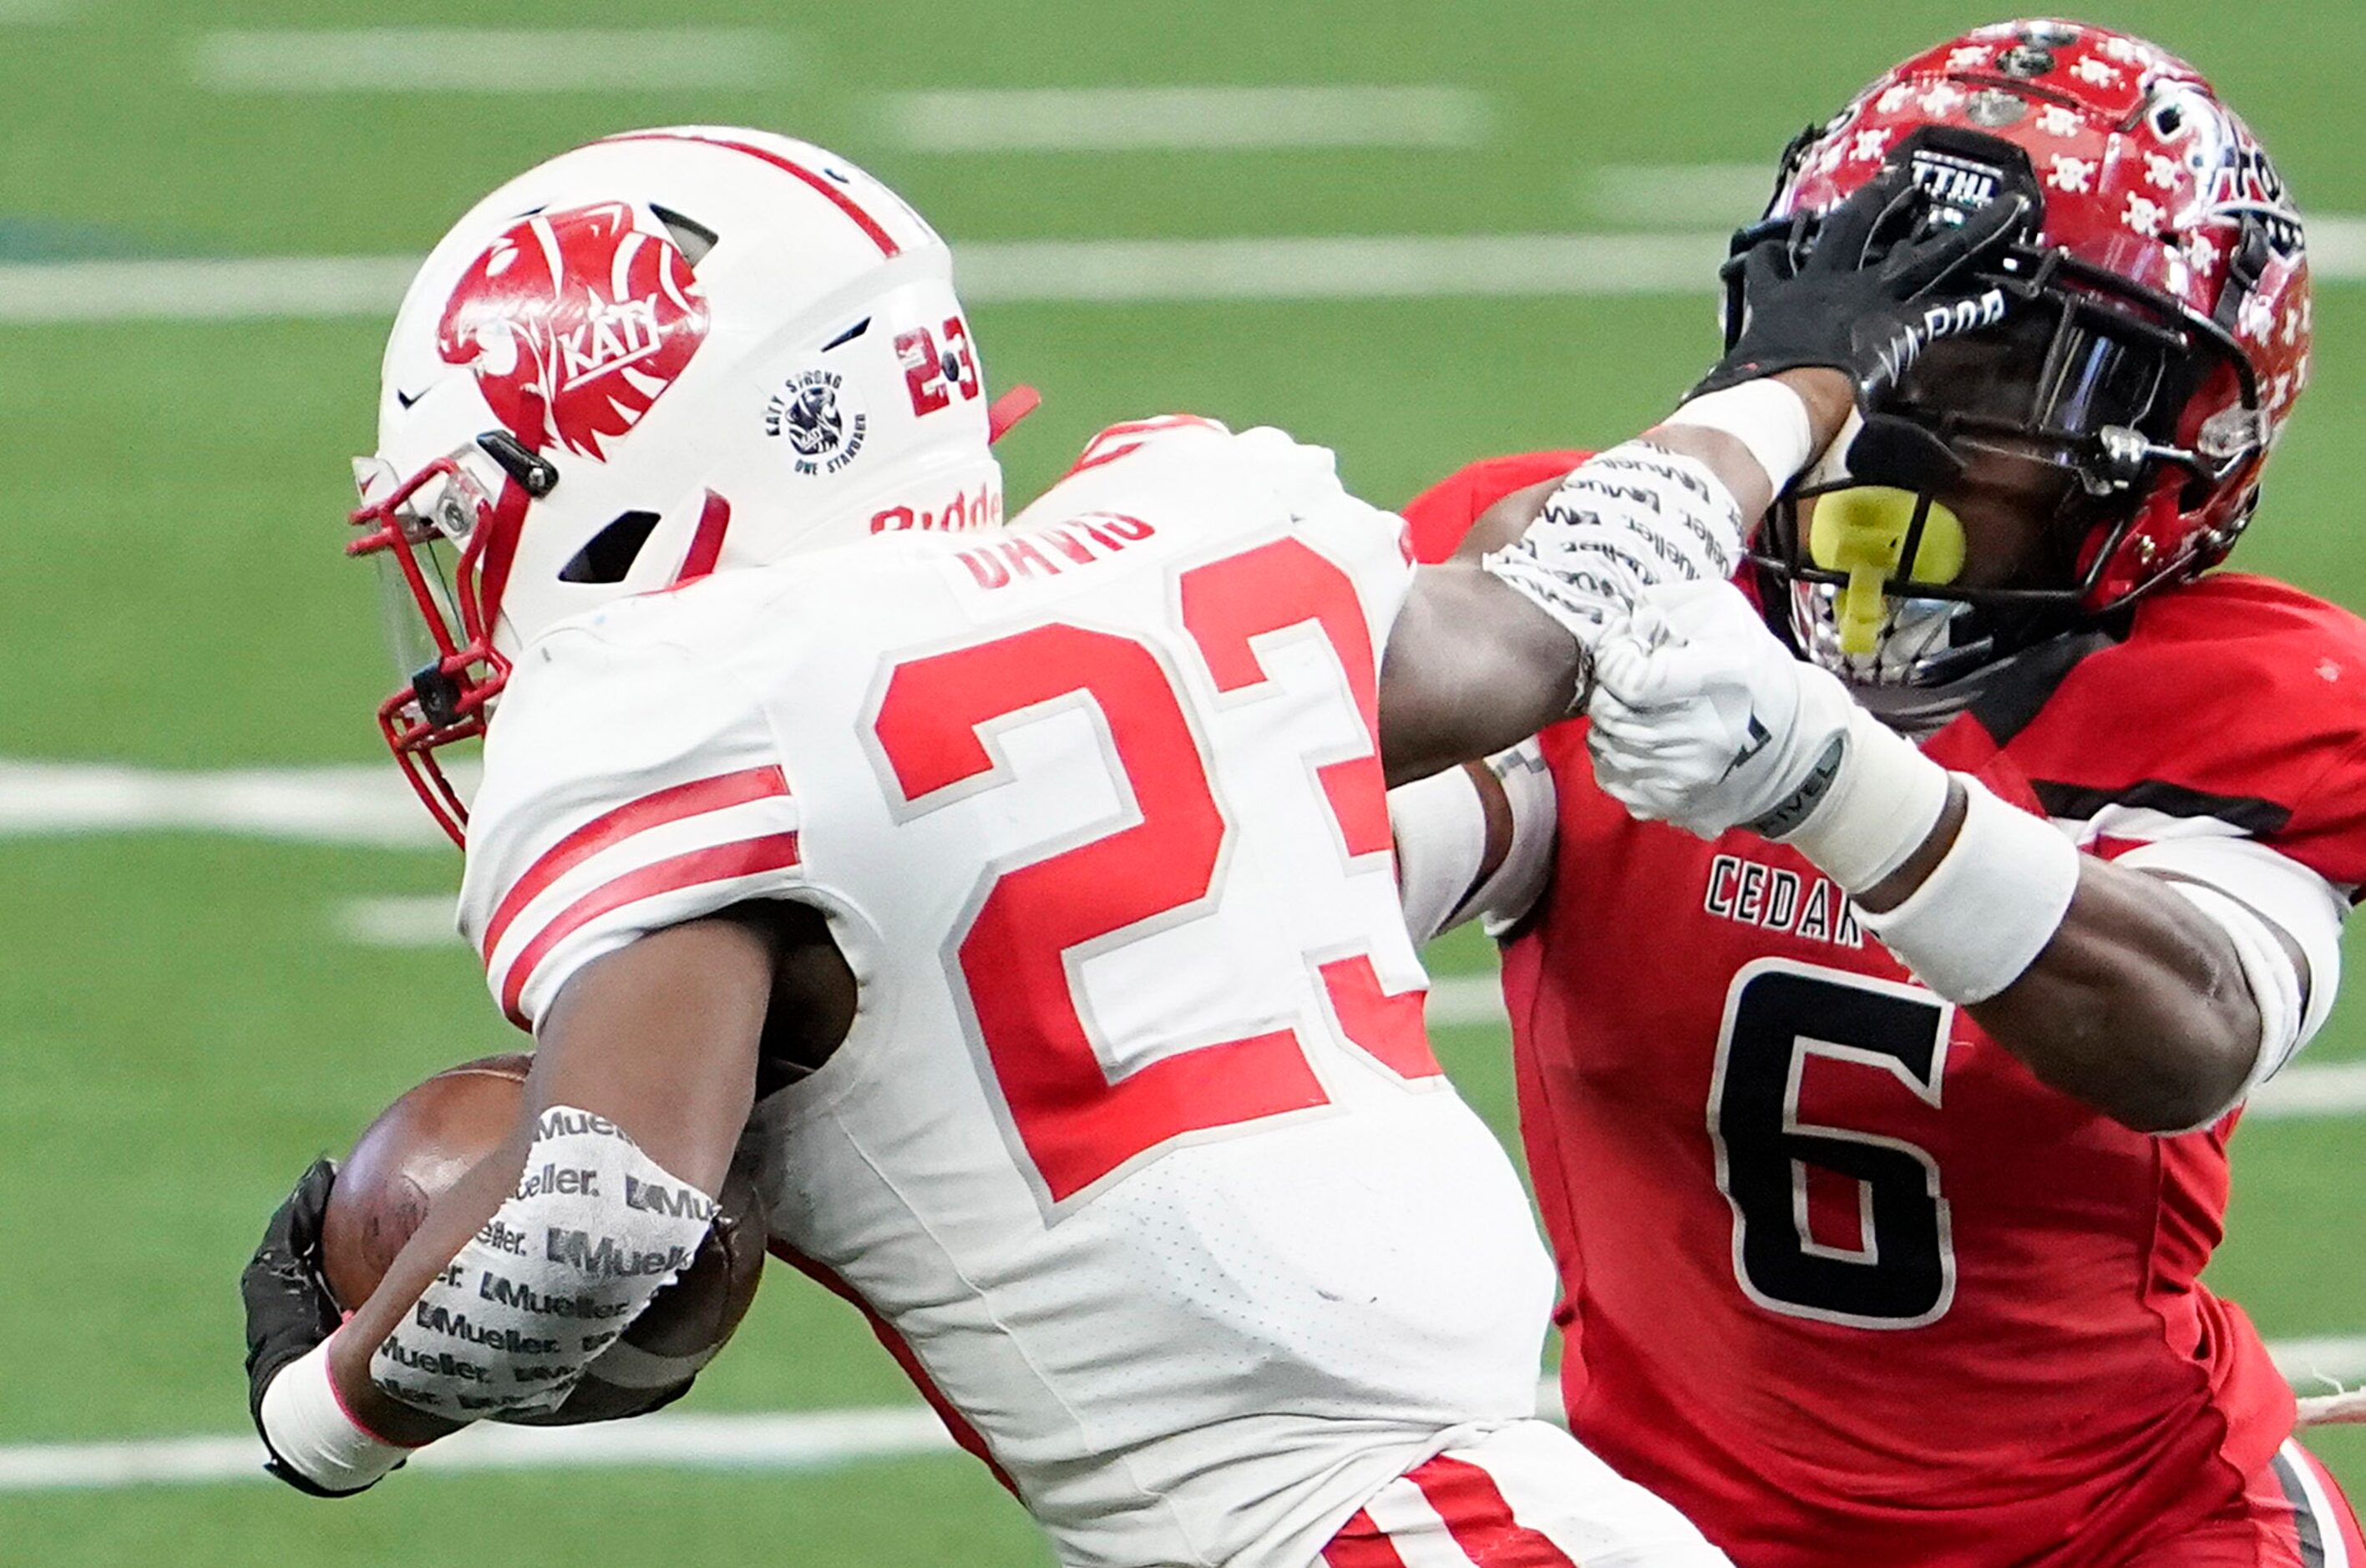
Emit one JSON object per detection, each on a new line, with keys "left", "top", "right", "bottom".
{"left": 320, "top": 1052, "right": 768, "bottom": 1424}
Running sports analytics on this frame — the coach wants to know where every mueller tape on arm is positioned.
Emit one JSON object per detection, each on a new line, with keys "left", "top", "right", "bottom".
{"left": 1482, "top": 445, "right": 1745, "bottom": 658}
{"left": 367, "top": 1106, "right": 717, "bottom": 1421}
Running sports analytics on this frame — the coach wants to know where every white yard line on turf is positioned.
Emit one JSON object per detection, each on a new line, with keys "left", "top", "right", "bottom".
{"left": 2254, "top": 1060, "right": 2366, "bottom": 1119}
{"left": 12, "top": 1338, "right": 2363, "bottom": 1493}
{"left": 883, "top": 86, "right": 1493, "bottom": 152}
{"left": 0, "top": 235, "right": 1725, "bottom": 322}
{"left": 1426, "top": 973, "right": 2366, "bottom": 1122}
{"left": 0, "top": 255, "right": 422, "bottom": 324}
{"left": 2276, "top": 1335, "right": 2366, "bottom": 1392}
{"left": 0, "top": 759, "right": 450, "bottom": 847}
{"left": 4, "top": 759, "right": 2363, "bottom": 1115}
{"left": 1584, "top": 163, "right": 1775, "bottom": 225}
{"left": 336, "top": 893, "right": 461, "bottom": 947}
{"left": 0, "top": 1407, "right": 953, "bottom": 1493}
{"left": 960, "top": 232, "right": 1722, "bottom": 302}
{"left": 4, "top": 218, "right": 2361, "bottom": 323}
{"left": 187, "top": 28, "right": 797, "bottom": 94}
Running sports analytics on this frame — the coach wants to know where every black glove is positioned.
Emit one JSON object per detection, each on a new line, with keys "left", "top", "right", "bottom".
{"left": 241, "top": 1157, "right": 386, "bottom": 1498}
{"left": 1695, "top": 170, "right": 2031, "bottom": 405}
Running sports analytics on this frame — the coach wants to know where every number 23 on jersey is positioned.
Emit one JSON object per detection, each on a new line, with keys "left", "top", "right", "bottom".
{"left": 869, "top": 535, "right": 1441, "bottom": 1207}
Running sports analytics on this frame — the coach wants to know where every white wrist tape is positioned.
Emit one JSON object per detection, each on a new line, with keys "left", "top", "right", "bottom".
{"left": 1658, "top": 381, "right": 1818, "bottom": 498}
{"left": 1482, "top": 444, "right": 1745, "bottom": 658}
{"left": 369, "top": 1106, "right": 716, "bottom": 1421}
{"left": 1391, "top": 763, "right": 1491, "bottom": 947}
{"left": 258, "top": 1338, "right": 414, "bottom": 1494}
{"left": 1857, "top": 778, "right": 2082, "bottom": 1004}
{"left": 1774, "top": 705, "right": 1953, "bottom": 893}
{"left": 2147, "top": 877, "right": 2304, "bottom": 1130}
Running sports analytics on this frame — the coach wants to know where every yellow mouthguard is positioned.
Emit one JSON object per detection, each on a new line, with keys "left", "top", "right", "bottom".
{"left": 1805, "top": 488, "right": 1968, "bottom": 655}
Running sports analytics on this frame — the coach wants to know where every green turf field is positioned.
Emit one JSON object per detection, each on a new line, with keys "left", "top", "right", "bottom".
{"left": 5, "top": 1, "right": 2364, "bottom": 1561}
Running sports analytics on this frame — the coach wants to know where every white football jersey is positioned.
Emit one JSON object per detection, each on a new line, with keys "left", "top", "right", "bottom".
{"left": 457, "top": 417, "right": 1558, "bottom": 1568}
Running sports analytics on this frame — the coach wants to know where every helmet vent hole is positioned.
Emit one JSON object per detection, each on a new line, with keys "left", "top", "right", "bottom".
{"left": 560, "top": 511, "right": 662, "bottom": 584}
{"left": 650, "top": 204, "right": 718, "bottom": 267}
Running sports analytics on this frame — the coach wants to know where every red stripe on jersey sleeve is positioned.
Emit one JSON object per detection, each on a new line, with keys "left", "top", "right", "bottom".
{"left": 496, "top": 832, "right": 803, "bottom": 1025}
{"left": 1406, "top": 1454, "right": 1579, "bottom": 1567}
{"left": 1320, "top": 1509, "right": 1413, "bottom": 1568}
{"left": 600, "top": 132, "right": 901, "bottom": 258}
{"left": 480, "top": 765, "right": 790, "bottom": 962}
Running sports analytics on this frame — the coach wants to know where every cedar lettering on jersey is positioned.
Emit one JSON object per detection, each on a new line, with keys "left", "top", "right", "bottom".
{"left": 1403, "top": 454, "right": 2366, "bottom": 1568}
{"left": 451, "top": 420, "right": 1558, "bottom": 1568}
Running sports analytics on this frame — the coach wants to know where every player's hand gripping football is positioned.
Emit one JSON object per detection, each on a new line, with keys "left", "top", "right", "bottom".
{"left": 1696, "top": 168, "right": 2031, "bottom": 407}
{"left": 1586, "top": 580, "right": 1859, "bottom": 840}
{"left": 241, "top": 1157, "right": 387, "bottom": 1497}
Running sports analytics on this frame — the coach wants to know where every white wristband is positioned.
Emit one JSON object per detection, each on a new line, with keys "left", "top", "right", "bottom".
{"left": 258, "top": 1337, "right": 415, "bottom": 1494}
{"left": 1659, "top": 381, "right": 1818, "bottom": 498}
{"left": 1775, "top": 705, "right": 1952, "bottom": 894}
{"left": 1856, "top": 778, "right": 2082, "bottom": 1004}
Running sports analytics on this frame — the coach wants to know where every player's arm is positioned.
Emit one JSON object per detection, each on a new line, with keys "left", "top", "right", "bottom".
{"left": 1586, "top": 591, "right": 2337, "bottom": 1132}
{"left": 1919, "top": 836, "right": 2330, "bottom": 1130}
{"left": 1377, "top": 173, "right": 2027, "bottom": 783}
{"left": 241, "top": 916, "right": 790, "bottom": 1494}
{"left": 1391, "top": 741, "right": 1558, "bottom": 942}
{"left": 1377, "top": 375, "right": 1845, "bottom": 784}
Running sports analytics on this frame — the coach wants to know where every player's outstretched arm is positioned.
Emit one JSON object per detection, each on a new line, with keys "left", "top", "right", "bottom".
{"left": 1586, "top": 589, "right": 2328, "bottom": 1132}
{"left": 1379, "top": 174, "right": 2026, "bottom": 784}
{"left": 1378, "top": 372, "right": 1848, "bottom": 785}
{"left": 244, "top": 918, "right": 778, "bottom": 1494}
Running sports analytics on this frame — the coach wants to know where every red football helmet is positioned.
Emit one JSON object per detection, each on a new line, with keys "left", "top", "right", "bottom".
{"left": 1735, "top": 20, "right": 2310, "bottom": 685}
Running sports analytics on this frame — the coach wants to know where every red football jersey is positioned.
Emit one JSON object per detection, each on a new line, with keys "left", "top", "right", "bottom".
{"left": 1404, "top": 458, "right": 2366, "bottom": 1567}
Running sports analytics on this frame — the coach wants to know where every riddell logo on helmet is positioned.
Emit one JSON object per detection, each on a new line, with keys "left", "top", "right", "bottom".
{"left": 437, "top": 202, "right": 710, "bottom": 463}
{"left": 871, "top": 483, "right": 1001, "bottom": 535}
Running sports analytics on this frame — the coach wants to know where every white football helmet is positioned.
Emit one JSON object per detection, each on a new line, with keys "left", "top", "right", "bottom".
{"left": 350, "top": 126, "right": 1020, "bottom": 842}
